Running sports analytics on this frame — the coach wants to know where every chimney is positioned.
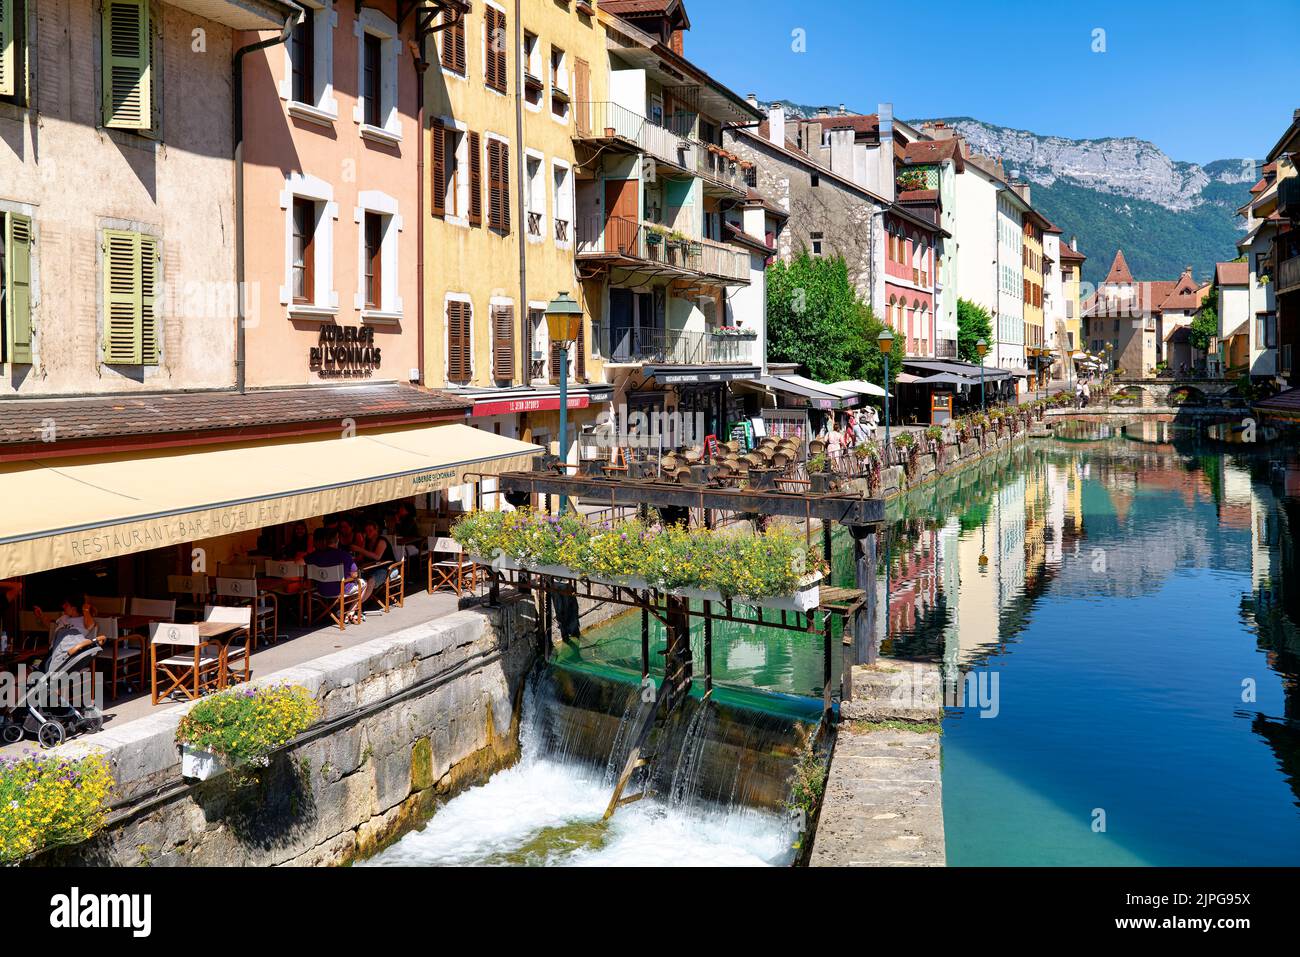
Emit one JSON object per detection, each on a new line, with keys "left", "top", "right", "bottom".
{"left": 839, "top": 103, "right": 846, "bottom": 116}
{"left": 1294, "top": 108, "right": 1300, "bottom": 121}
{"left": 1071, "top": 235, "right": 1078, "bottom": 251}
{"left": 768, "top": 103, "right": 785, "bottom": 147}
{"left": 746, "top": 93, "right": 759, "bottom": 109}
{"left": 669, "top": 30, "right": 684, "bottom": 56}
{"left": 878, "top": 102, "right": 895, "bottom": 202}
{"left": 816, "top": 106, "right": 829, "bottom": 118}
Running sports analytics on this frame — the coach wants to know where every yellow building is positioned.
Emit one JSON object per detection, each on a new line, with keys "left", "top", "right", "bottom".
{"left": 1059, "top": 238, "right": 1087, "bottom": 364}
{"left": 422, "top": 0, "right": 611, "bottom": 465}
{"left": 1022, "top": 209, "right": 1048, "bottom": 389}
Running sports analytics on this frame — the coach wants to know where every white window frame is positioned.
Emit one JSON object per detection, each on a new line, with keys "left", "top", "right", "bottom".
{"left": 279, "top": 172, "right": 338, "bottom": 315}
{"left": 551, "top": 159, "right": 573, "bottom": 250}
{"left": 444, "top": 291, "right": 473, "bottom": 382}
{"left": 521, "top": 30, "right": 542, "bottom": 112}
{"left": 354, "top": 190, "right": 403, "bottom": 320}
{"left": 436, "top": 114, "right": 471, "bottom": 227}
{"left": 279, "top": 0, "right": 338, "bottom": 123}
{"left": 354, "top": 7, "right": 402, "bottom": 143}
{"left": 548, "top": 42, "right": 569, "bottom": 123}
{"left": 524, "top": 148, "right": 545, "bottom": 245}
{"left": 528, "top": 299, "right": 549, "bottom": 381}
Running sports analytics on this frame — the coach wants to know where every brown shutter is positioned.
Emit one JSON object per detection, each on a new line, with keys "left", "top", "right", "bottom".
{"left": 576, "top": 314, "right": 586, "bottom": 380}
{"left": 430, "top": 120, "right": 446, "bottom": 217}
{"left": 452, "top": 16, "right": 466, "bottom": 75}
{"left": 487, "top": 139, "right": 509, "bottom": 232}
{"left": 498, "top": 140, "right": 510, "bottom": 233}
{"left": 447, "top": 300, "right": 473, "bottom": 381}
{"left": 484, "top": 7, "right": 506, "bottom": 93}
{"left": 549, "top": 338, "right": 562, "bottom": 380}
{"left": 468, "top": 131, "right": 483, "bottom": 226}
{"left": 574, "top": 58, "right": 590, "bottom": 135}
{"left": 492, "top": 304, "right": 514, "bottom": 381}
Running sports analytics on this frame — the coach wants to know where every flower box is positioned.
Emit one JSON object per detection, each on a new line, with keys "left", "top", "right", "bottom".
{"left": 468, "top": 553, "right": 823, "bottom": 612}
{"left": 181, "top": 744, "right": 227, "bottom": 782}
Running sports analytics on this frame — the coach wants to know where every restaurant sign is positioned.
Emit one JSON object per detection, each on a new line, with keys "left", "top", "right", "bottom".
{"left": 310, "top": 325, "right": 382, "bottom": 378}
{"left": 474, "top": 394, "right": 591, "bottom": 417}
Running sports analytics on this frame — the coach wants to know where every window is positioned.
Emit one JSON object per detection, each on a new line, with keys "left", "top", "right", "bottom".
{"left": 522, "top": 32, "right": 541, "bottom": 107}
{"left": 552, "top": 161, "right": 573, "bottom": 246}
{"left": 486, "top": 137, "right": 511, "bottom": 232}
{"left": 291, "top": 8, "right": 315, "bottom": 104}
{"left": 363, "top": 211, "right": 382, "bottom": 308}
{"left": 292, "top": 198, "right": 317, "bottom": 303}
{"left": 525, "top": 152, "right": 544, "bottom": 240}
{"left": 549, "top": 45, "right": 569, "bottom": 120}
{"left": 355, "top": 10, "right": 399, "bottom": 140}
{"left": 446, "top": 298, "right": 472, "bottom": 381}
{"left": 491, "top": 302, "right": 515, "bottom": 381}
{"left": 810, "top": 231, "right": 824, "bottom": 257}
{"left": 102, "top": 229, "right": 159, "bottom": 366}
{"left": 810, "top": 173, "right": 820, "bottom": 188}
{"left": 440, "top": 9, "right": 466, "bottom": 76}
{"left": 483, "top": 3, "right": 507, "bottom": 94}
{"left": 1, "top": 210, "right": 33, "bottom": 364}
{"left": 101, "top": 0, "right": 152, "bottom": 131}
{"left": 431, "top": 122, "right": 481, "bottom": 225}
{"left": 529, "top": 307, "right": 547, "bottom": 380}
{"left": 362, "top": 33, "right": 381, "bottom": 127}
{"left": 0, "top": 0, "right": 28, "bottom": 105}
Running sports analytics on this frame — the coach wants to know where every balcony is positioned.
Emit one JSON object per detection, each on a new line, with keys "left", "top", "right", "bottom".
{"left": 1279, "top": 176, "right": 1300, "bottom": 222}
{"left": 575, "top": 101, "right": 747, "bottom": 197}
{"left": 576, "top": 215, "right": 749, "bottom": 284}
{"left": 602, "top": 325, "right": 757, "bottom": 366}
{"left": 1279, "top": 253, "right": 1300, "bottom": 296}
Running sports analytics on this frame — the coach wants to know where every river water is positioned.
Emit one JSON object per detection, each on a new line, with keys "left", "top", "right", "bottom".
{"left": 370, "top": 422, "right": 1300, "bottom": 866}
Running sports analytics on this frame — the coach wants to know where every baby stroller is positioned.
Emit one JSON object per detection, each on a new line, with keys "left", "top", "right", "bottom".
{"left": 0, "top": 636, "right": 106, "bottom": 749}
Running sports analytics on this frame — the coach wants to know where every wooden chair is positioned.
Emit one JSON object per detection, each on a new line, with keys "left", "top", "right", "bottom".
{"left": 214, "top": 576, "right": 279, "bottom": 647}
{"left": 96, "top": 616, "right": 145, "bottom": 699}
{"left": 203, "top": 605, "right": 252, "bottom": 689}
{"left": 167, "top": 574, "right": 209, "bottom": 622}
{"left": 86, "top": 595, "right": 127, "bottom": 616}
{"left": 376, "top": 556, "right": 406, "bottom": 613}
{"left": 306, "top": 564, "right": 362, "bottom": 630}
{"left": 149, "top": 622, "right": 222, "bottom": 704}
{"left": 428, "top": 537, "right": 475, "bottom": 596}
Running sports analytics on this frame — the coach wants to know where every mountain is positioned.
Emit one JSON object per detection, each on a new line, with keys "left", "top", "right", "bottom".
{"left": 765, "top": 103, "right": 1255, "bottom": 287}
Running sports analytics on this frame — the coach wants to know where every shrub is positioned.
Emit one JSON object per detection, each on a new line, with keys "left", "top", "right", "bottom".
{"left": 807, "top": 453, "right": 830, "bottom": 473}
{"left": 893, "top": 432, "right": 915, "bottom": 448}
{"left": 924, "top": 425, "right": 944, "bottom": 442}
{"left": 0, "top": 752, "right": 112, "bottom": 864}
{"left": 175, "top": 684, "right": 319, "bottom": 767}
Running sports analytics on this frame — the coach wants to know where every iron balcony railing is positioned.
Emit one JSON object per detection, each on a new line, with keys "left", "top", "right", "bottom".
{"left": 577, "top": 101, "right": 747, "bottom": 195}
{"left": 576, "top": 215, "right": 748, "bottom": 282}
{"left": 602, "top": 325, "right": 757, "bottom": 366}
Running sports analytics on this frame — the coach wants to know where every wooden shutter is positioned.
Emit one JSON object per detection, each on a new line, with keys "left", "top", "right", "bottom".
{"left": 549, "top": 338, "right": 561, "bottom": 380}
{"left": 485, "top": 6, "right": 506, "bottom": 93}
{"left": 102, "top": 0, "right": 151, "bottom": 130}
{"left": 447, "top": 300, "right": 472, "bottom": 381}
{"left": 576, "top": 313, "right": 586, "bottom": 379}
{"left": 103, "top": 229, "right": 141, "bottom": 364}
{"left": 488, "top": 139, "right": 510, "bottom": 232}
{"left": 496, "top": 140, "right": 510, "bottom": 232}
{"left": 574, "top": 58, "right": 590, "bottom": 135}
{"left": 0, "top": 0, "right": 15, "bottom": 98}
{"left": 430, "top": 120, "right": 446, "bottom": 217}
{"left": 491, "top": 304, "right": 514, "bottom": 381}
{"left": 4, "top": 212, "right": 33, "bottom": 364}
{"left": 468, "top": 131, "right": 483, "bottom": 226}
{"left": 139, "top": 233, "right": 159, "bottom": 365}
{"left": 441, "top": 13, "right": 466, "bottom": 74}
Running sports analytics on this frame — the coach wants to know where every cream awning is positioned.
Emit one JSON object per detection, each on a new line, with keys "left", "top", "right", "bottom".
{"left": 0, "top": 423, "right": 540, "bottom": 578}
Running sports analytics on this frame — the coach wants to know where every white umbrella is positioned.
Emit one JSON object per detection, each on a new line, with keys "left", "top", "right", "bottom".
{"left": 830, "top": 379, "right": 890, "bottom": 398}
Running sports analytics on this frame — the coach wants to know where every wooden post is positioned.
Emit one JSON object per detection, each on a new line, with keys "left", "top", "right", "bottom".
{"left": 641, "top": 601, "right": 650, "bottom": 679}
{"left": 703, "top": 599, "right": 713, "bottom": 695}
{"left": 823, "top": 610, "right": 833, "bottom": 717}
{"left": 853, "top": 527, "right": 878, "bottom": 666}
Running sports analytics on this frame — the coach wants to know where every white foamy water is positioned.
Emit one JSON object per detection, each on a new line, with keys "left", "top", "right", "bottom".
{"left": 364, "top": 680, "right": 798, "bottom": 867}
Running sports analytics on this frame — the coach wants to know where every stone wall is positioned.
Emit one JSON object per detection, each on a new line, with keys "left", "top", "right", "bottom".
{"left": 45, "top": 602, "right": 540, "bottom": 866}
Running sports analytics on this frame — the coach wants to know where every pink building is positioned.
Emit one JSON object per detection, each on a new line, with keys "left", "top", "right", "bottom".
{"left": 883, "top": 209, "right": 938, "bottom": 357}
{"left": 238, "top": 0, "right": 427, "bottom": 389}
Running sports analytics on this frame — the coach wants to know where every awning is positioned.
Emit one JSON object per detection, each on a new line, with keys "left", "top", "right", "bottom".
{"left": 748, "top": 375, "right": 860, "bottom": 410}
{"left": 465, "top": 385, "right": 614, "bottom": 417}
{"left": 0, "top": 424, "right": 541, "bottom": 578}
{"left": 643, "top": 364, "right": 761, "bottom": 384}
{"left": 830, "top": 379, "right": 889, "bottom": 398}
{"left": 903, "top": 358, "right": 1013, "bottom": 380}
{"left": 901, "top": 372, "right": 975, "bottom": 387}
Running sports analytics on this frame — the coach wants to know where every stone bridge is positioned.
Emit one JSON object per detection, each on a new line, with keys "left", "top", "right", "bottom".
{"left": 1107, "top": 377, "right": 1243, "bottom": 409}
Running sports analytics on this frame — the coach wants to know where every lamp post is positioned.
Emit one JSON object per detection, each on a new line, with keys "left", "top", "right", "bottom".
{"left": 976, "top": 338, "right": 988, "bottom": 413}
{"left": 545, "top": 292, "right": 584, "bottom": 514}
{"left": 877, "top": 327, "right": 894, "bottom": 451}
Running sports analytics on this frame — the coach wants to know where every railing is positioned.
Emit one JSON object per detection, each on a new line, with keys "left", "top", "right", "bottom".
{"left": 577, "top": 216, "right": 748, "bottom": 283}
{"left": 577, "top": 101, "right": 746, "bottom": 194}
{"left": 707, "top": 334, "right": 757, "bottom": 365}
{"left": 554, "top": 217, "right": 570, "bottom": 243}
{"left": 1278, "top": 253, "right": 1300, "bottom": 296}
{"left": 527, "top": 211, "right": 543, "bottom": 239}
{"left": 603, "top": 325, "right": 707, "bottom": 365}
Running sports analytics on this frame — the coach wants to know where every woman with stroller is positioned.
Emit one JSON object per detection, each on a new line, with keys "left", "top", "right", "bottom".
{"left": 32, "top": 596, "right": 97, "bottom": 674}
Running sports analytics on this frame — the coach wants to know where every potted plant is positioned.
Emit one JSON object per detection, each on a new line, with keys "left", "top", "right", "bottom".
{"left": 175, "top": 684, "right": 320, "bottom": 781}
{"left": 807, "top": 453, "right": 834, "bottom": 493}
{"left": 0, "top": 752, "right": 112, "bottom": 864}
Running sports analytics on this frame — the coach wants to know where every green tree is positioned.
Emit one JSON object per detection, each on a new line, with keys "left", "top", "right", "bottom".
{"left": 845, "top": 301, "right": 905, "bottom": 388}
{"left": 766, "top": 252, "right": 861, "bottom": 382}
{"left": 1190, "top": 306, "right": 1218, "bottom": 354}
{"left": 957, "top": 298, "right": 994, "bottom": 363}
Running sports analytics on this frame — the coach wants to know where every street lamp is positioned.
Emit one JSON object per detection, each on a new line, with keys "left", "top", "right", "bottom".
{"left": 877, "top": 327, "right": 894, "bottom": 450}
{"left": 545, "top": 291, "right": 584, "bottom": 513}
{"left": 976, "top": 338, "right": 988, "bottom": 412}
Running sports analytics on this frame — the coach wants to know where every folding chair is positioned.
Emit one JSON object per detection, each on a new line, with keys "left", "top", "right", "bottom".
{"left": 263, "top": 560, "right": 308, "bottom": 627}
{"left": 215, "top": 576, "right": 280, "bottom": 647}
{"left": 428, "top": 537, "right": 476, "bottom": 596}
{"left": 86, "top": 595, "right": 127, "bottom": 616}
{"left": 306, "top": 564, "right": 362, "bottom": 630}
{"left": 97, "top": 616, "right": 144, "bottom": 699}
{"left": 149, "top": 622, "right": 222, "bottom": 704}
{"left": 167, "top": 574, "right": 210, "bottom": 623}
{"left": 373, "top": 556, "right": 406, "bottom": 613}
{"left": 203, "top": 605, "right": 253, "bottom": 689}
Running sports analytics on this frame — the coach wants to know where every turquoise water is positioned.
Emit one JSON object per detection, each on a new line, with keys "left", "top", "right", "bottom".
{"left": 576, "top": 426, "right": 1300, "bottom": 865}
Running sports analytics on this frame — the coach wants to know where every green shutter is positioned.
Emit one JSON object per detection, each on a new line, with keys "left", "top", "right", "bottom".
{"left": 139, "top": 233, "right": 158, "bottom": 364}
{"left": 102, "top": 0, "right": 151, "bottom": 130}
{"left": 5, "top": 212, "right": 33, "bottom": 364}
{"left": 0, "top": 0, "right": 15, "bottom": 98}
{"left": 103, "top": 229, "right": 142, "bottom": 364}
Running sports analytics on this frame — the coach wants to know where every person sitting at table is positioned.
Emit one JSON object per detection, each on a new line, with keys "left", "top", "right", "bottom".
{"left": 32, "top": 595, "right": 97, "bottom": 673}
{"left": 337, "top": 518, "right": 358, "bottom": 553}
{"left": 306, "top": 528, "right": 373, "bottom": 605}
{"left": 393, "top": 501, "right": 420, "bottom": 539}
{"left": 353, "top": 519, "right": 399, "bottom": 595}
{"left": 282, "top": 520, "right": 310, "bottom": 560}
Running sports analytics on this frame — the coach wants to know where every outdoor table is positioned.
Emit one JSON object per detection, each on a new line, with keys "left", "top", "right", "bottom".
{"left": 197, "top": 620, "right": 248, "bottom": 690}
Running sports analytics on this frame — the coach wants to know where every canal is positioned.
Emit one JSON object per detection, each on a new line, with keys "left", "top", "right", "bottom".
{"left": 370, "top": 423, "right": 1300, "bottom": 866}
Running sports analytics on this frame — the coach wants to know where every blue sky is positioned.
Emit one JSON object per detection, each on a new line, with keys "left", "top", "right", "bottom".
{"left": 680, "top": 0, "right": 1299, "bottom": 164}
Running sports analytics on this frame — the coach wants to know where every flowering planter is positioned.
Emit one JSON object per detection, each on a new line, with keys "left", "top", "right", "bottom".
{"left": 181, "top": 745, "right": 227, "bottom": 782}
{"left": 468, "top": 554, "right": 823, "bottom": 612}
